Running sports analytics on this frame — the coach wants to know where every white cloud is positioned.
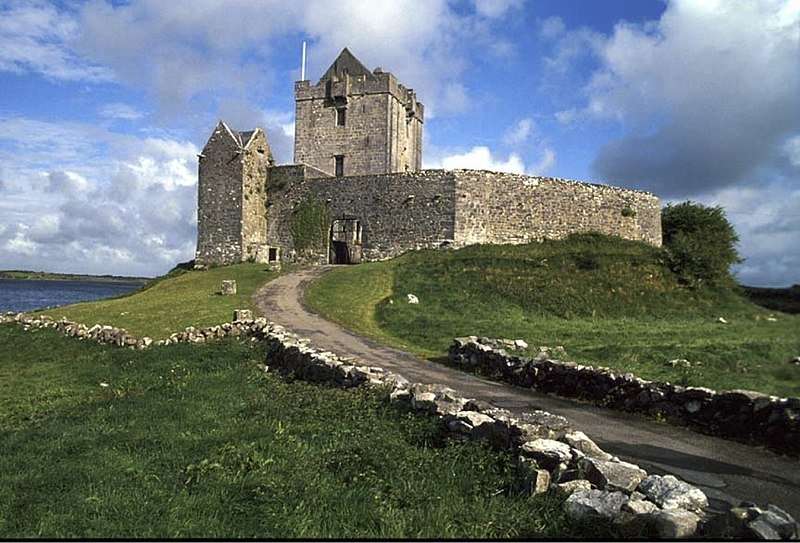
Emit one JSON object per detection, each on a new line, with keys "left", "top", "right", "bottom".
{"left": 98, "top": 102, "right": 143, "bottom": 120}
{"left": 4, "top": 228, "right": 37, "bottom": 256}
{"left": 47, "top": 171, "right": 91, "bottom": 194}
{"left": 784, "top": 135, "right": 800, "bottom": 167}
{"left": 472, "top": 0, "right": 524, "bottom": 19}
{"left": 437, "top": 83, "right": 470, "bottom": 116}
{"left": 553, "top": 0, "right": 800, "bottom": 197}
{"left": 434, "top": 146, "right": 526, "bottom": 174}
{"left": 540, "top": 16, "right": 566, "bottom": 39}
{"left": 554, "top": 108, "right": 580, "bottom": 125}
{"left": 529, "top": 148, "right": 556, "bottom": 175}
{"left": 503, "top": 118, "right": 535, "bottom": 145}
{"left": 543, "top": 26, "right": 602, "bottom": 74}
{"left": 0, "top": 117, "right": 199, "bottom": 276}
{"left": 691, "top": 182, "right": 800, "bottom": 287}
{"left": 0, "top": 0, "right": 515, "bottom": 119}
{"left": 0, "top": 1, "right": 111, "bottom": 82}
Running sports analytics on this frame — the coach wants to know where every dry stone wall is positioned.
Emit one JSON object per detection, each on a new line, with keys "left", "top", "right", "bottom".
{"left": 453, "top": 171, "right": 662, "bottom": 247}
{"left": 449, "top": 337, "right": 800, "bottom": 455}
{"left": 2, "top": 311, "right": 796, "bottom": 540}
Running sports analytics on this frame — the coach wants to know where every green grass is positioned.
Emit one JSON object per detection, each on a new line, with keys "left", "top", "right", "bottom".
{"left": 306, "top": 235, "right": 800, "bottom": 397}
{"left": 31, "top": 263, "right": 278, "bottom": 339}
{"left": 0, "top": 325, "right": 615, "bottom": 539}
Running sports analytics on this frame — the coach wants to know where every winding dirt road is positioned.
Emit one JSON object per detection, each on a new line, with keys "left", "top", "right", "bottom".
{"left": 254, "top": 267, "right": 800, "bottom": 517}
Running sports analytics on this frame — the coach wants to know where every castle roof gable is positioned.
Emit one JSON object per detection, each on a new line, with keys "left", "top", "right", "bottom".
{"left": 204, "top": 121, "right": 264, "bottom": 153}
{"left": 238, "top": 130, "right": 256, "bottom": 148}
{"left": 320, "top": 47, "right": 375, "bottom": 82}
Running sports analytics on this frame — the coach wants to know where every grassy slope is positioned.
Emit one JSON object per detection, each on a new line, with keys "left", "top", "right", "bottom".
{"left": 306, "top": 235, "right": 800, "bottom": 397}
{"left": 32, "top": 264, "right": 277, "bottom": 339}
{"left": 0, "top": 326, "right": 616, "bottom": 539}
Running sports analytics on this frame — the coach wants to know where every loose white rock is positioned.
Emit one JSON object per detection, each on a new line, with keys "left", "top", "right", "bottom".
{"left": 651, "top": 510, "right": 700, "bottom": 539}
{"left": 638, "top": 475, "right": 708, "bottom": 513}
{"left": 565, "top": 489, "right": 629, "bottom": 520}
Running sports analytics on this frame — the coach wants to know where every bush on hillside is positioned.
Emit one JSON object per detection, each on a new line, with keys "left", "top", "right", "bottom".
{"left": 661, "top": 202, "right": 741, "bottom": 287}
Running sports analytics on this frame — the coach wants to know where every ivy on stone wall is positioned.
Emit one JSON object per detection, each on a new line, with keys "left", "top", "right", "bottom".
{"left": 290, "top": 198, "right": 330, "bottom": 252}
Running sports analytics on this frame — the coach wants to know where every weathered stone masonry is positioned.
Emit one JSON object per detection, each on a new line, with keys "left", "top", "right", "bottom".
{"left": 263, "top": 167, "right": 661, "bottom": 264}
{"left": 453, "top": 171, "right": 662, "bottom": 247}
{"left": 294, "top": 47, "right": 423, "bottom": 177}
{"left": 195, "top": 48, "right": 663, "bottom": 267}
{"left": 267, "top": 168, "right": 457, "bottom": 263}
{"left": 196, "top": 123, "right": 272, "bottom": 266}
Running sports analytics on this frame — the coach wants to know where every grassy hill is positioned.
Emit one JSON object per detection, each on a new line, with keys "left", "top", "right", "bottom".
{"left": 306, "top": 234, "right": 800, "bottom": 397}
{"left": 33, "top": 263, "right": 277, "bottom": 339}
{"left": 0, "top": 326, "right": 611, "bottom": 538}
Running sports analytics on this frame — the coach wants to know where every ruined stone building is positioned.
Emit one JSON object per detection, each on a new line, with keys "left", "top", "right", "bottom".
{"left": 196, "top": 48, "right": 662, "bottom": 267}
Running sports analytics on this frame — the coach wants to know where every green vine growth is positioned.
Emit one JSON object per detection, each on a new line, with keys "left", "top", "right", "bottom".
{"left": 290, "top": 198, "right": 331, "bottom": 252}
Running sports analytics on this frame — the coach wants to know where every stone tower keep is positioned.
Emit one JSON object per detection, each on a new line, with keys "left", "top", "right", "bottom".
{"left": 195, "top": 122, "right": 273, "bottom": 266}
{"left": 293, "top": 48, "right": 424, "bottom": 177}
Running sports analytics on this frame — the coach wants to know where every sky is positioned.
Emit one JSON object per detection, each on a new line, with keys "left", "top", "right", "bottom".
{"left": 0, "top": 0, "right": 798, "bottom": 286}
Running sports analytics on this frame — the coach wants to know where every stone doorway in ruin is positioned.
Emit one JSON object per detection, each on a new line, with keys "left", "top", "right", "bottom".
{"left": 329, "top": 217, "right": 363, "bottom": 265}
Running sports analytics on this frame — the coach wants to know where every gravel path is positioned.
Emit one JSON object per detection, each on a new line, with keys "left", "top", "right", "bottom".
{"left": 254, "top": 267, "right": 800, "bottom": 517}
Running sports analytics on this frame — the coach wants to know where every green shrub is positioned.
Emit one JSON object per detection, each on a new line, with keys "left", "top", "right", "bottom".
{"left": 661, "top": 201, "right": 741, "bottom": 287}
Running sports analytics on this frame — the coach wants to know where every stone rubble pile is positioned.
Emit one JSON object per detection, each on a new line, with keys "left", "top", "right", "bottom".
{"left": 449, "top": 336, "right": 800, "bottom": 455}
{"left": 2, "top": 311, "right": 798, "bottom": 539}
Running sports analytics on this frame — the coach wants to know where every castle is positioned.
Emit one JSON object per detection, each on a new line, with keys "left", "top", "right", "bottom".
{"left": 195, "top": 48, "right": 662, "bottom": 267}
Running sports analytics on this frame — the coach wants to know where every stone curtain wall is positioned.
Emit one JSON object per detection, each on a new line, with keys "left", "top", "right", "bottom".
{"left": 267, "top": 168, "right": 457, "bottom": 263}
{"left": 449, "top": 337, "right": 800, "bottom": 456}
{"left": 3, "top": 311, "right": 797, "bottom": 540}
{"left": 265, "top": 168, "right": 662, "bottom": 264}
{"left": 196, "top": 124, "right": 246, "bottom": 266}
{"left": 453, "top": 171, "right": 662, "bottom": 247}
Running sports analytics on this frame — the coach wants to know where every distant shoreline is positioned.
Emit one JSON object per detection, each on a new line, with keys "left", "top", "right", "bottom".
{"left": 0, "top": 270, "right": 151, "bottom": 285}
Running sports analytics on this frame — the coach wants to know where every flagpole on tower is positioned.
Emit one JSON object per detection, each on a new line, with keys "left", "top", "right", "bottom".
{"left": 301, "top": 41, "right": 307, "bottom": 81}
